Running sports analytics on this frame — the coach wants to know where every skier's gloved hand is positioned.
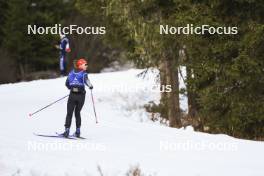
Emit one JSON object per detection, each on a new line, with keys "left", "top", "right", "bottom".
{"left": 89, "top": 86, "right": 93, "bottom": 90}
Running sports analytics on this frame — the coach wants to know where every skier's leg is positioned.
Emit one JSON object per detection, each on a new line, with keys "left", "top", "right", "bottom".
{"left": 75, "top": 93, "right": 85, "bottom": 129}
{"left": 63, "top": 59, "right": 67, "bottom": 76}
{"left": 73, "top": 94, "right": 85, "bottom": 137}
{"left": 60, "top": 55, "right": 65, "bottom": 75}
{"left": 64, "top": 94, "right": 76, "bottom": 129}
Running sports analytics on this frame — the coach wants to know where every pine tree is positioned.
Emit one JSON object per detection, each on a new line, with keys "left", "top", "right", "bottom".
{"left": 185, "top": 0, "right": 264, "bottom": 139}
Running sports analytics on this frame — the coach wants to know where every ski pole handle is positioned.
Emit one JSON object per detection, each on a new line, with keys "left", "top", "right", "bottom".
{"left": 29, "top": 94, "right": 69, "bottom": 117}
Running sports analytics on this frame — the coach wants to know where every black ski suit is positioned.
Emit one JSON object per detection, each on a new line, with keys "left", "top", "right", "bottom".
{"left": 64, "top": 70, "right": 93, "bottom": 129}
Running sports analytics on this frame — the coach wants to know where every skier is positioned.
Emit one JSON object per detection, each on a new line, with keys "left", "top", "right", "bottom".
{"left": 62, "top": 58, "right": 93, "bottom": 137}
{"left": 57, "top": 33, "right": 71, "bottom": 76}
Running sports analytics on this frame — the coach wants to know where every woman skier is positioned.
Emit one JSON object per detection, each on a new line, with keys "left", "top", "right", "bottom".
{"left": 62, "top": 58, "right": 93, "bottom": 137}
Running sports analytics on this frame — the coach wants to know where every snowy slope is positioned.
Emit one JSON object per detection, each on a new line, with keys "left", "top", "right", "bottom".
{"left": 0, "top": 69, "right": 263, "bottom": 176}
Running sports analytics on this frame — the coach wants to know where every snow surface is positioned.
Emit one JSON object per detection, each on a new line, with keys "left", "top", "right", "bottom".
{"left": 0, "top": 69, "right": 263, "bottom": 176}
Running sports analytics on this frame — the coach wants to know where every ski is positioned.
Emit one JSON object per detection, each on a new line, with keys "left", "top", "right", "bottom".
{"left": 67, "top": 133, "right": 86, "bottom": 139}
{"left": 34, "top": 132, "right": 86, "bottom": 140}
{"left": 56, "top": 132, "right": 86, "bottom": 140}
{"left": 34, "top": 133, "right": 76, "bottom": 140}
{"left": 69, "top": 134, "right": 86, "bottom": 140}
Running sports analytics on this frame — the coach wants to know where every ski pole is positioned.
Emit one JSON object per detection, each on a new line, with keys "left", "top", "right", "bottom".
{"left": 29, "top": 94, "right": 69, "bottom": 117}
{"left": 90, "top": 89, "right": 98, "bottom": 123}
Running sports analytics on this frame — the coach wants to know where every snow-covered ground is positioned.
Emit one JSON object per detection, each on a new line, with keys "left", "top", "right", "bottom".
{"left": 0, "top": 69, "right": 263, "bottom": 176}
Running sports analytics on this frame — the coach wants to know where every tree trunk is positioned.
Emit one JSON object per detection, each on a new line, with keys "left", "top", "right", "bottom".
{"left": 172, "top": 62, "right": 181, "bottom": 127}
{"left": 183, "top": 48, "right": 203, "bottom": 130}
{"left": 165, "top": 57, "right": 181, "bottom": 127}
{"left": 186, "top": 67, "right": 198, "bottom": 118}
{"left": 183, "top": 48, "right": 198, "bottom": 119}
{"left": 159, "top": 59, "right": 168, "bottom": 120}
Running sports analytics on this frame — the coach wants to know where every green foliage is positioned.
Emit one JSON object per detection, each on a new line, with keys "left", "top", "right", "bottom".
{"left": 186, "top": 1, "right": 264, "bottom": 139}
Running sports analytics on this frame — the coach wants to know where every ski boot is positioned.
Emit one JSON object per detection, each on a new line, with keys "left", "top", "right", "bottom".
{"left": 74, "top": 128, "right": 81, "bottom": 138}
{"left": 62, "top": 128, "right": 70, "bottom": 137}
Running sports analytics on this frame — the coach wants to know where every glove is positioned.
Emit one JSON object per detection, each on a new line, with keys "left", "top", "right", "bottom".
{"left": 66, "top": 48, "right": 71, "bottom": 53}
{"left": 89, "top": 86, "right": 93, "bottom": 90}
